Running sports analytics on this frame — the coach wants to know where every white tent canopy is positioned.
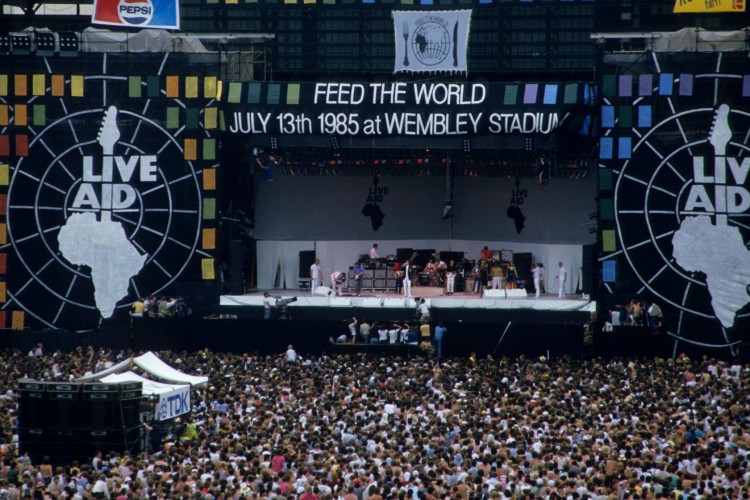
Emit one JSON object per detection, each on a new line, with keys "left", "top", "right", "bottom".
{"left": 133, "top": 352, "right": 208, "bottom": 387}
{"left": 99, "top": 371, "right": 187, "bottom": 396}
{"left": 75, "top": 351, "right": 208, "bottom": 387}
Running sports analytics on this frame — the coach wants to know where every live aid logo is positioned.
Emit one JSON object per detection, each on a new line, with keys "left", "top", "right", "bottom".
{"left": 682, "top": 105, "right": 750, "bottom": 220}
{"left": 71, "top": 155, "right": 158, "bottom": 210}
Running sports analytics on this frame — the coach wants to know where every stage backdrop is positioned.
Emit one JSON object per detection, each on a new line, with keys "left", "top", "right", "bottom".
{"left": 255, "top": 172, "right": 596, "bottom": 242}
{"left": 597, "top": 51, "right": 750, "bottom": 355}
{"left": 0, "top": 53, "right": 220, "bottom": 331}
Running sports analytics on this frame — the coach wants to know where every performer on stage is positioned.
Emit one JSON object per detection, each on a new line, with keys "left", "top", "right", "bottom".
{"left": 532, "top": 262, "right": 541, "bottom": 297}
{"left": 445, "top": 260, "right": 457, "bottom": 295}
{"left": 471, "top": 261, "right": 482, "bottom": 294}
{"left": 393, "top": 261, "right": 403, "bottom": 295}
{"left": 557, "top": 261, "right": 567, "bottom": 298}
{"left": 352, "top": 261, "right": 365, "bottom": 296}
{"left": 490, "top": 262, "right": 505, "bottom": 289}
{"left": 309, "top": 259, "right": 322, "bottom": 294}
{"left": 403, "top": 259, "right": 413, "bottom": 298}
{"left": 505, "top": 263, "right": 517, "bottom": 290}
{"left": 369, "top": 244, "right": 379, "bottom": 259}
{"left": 331, "top": 271, "right": 347, "bottom": 296}
{"left": 481, "top": 246, "right": 492, "bottom": 262}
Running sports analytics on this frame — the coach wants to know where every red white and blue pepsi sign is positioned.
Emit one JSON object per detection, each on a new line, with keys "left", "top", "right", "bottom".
{"left": 92, "top": 0, "right": 180, "bottom": 30}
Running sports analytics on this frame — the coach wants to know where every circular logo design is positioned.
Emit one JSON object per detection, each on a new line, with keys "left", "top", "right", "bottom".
{"left": 6, "top": 71, "right": 203, "bottom": 330}
{"left": 412, "top": 19, "right": 450, "bottom": 66}
{"left": 118, "top": 0, "right": 154, "bottom": 26}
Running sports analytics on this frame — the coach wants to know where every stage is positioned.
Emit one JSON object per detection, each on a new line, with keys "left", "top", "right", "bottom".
{"left": 218, "top": 288, "right": 595, "bottom": 324}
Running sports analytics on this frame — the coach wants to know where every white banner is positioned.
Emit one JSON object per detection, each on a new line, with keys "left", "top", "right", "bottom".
{"left": 393, "top": 10, "right": 472, "bottom": 74}
{"left": 155, "top": 385, "right": 192, "bottom": 421}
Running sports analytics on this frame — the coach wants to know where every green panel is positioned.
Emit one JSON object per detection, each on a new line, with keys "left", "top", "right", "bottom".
{"left": 203, "top": 138, "right": 216, "bottom": 160}
{"left": 599, "top": 168, "right": 613, "bottom": 191}
{"left": 203, "top": 198, "right": 216, "bottom": 219}
{"left": 227, "top": 82, "right": 243, "bottom": 104}
{"left": 167, "top": 107, "right": 180, "bottom": 129}
{"left": 33, "top": 105, "right": 46, "bottom": 126}
{"left": 602, "top": 230, "right": 617, "bottom": 253}
{"left": 128, "top": 76, "right": 142, "bottom": 98}
{"left": 286, "top": 84, "right": 300, "bottom": 105}
{"left": 563, "top": 83, "right": 578, "bottom": 104}
{"left": 503, "top": 85, "right": 518, "bottom": 105}
{"left": 186, "top": 108, "right": 199, "bottom": 129}
{"left": 602, "top": 75, "right": 616, "bottom": 97}
{"left": 599, "top": 198, "right": 614, "bottom": 221}
{"left": 147, "top": 76, "right": 160, "bottom": 98}
{"left": 618, "top": 106, "right": 632, "bottom": 128}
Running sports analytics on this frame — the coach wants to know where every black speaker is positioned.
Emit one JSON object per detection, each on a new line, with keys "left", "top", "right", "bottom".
{"left": 230, "top": 240, "right": 244, "bottom": 294}
{"left": 513, "top": 253, "right": 533, "bottom": 281}
{"left": 581, "top": 244, "right": 595, "bottom": 295}
{"left": 396, "top": 248, "right": 414, "bottom": 262}
{"left": 298, "top": 250, "right": 316, "bottom": 278}
{"left": 439, "top": 251, "right": 464, "bottom": 263}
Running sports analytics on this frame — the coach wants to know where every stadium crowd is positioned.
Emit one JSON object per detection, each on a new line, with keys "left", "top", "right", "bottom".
{"left": 0, "top": 345, "right": 748, "bottom": 499}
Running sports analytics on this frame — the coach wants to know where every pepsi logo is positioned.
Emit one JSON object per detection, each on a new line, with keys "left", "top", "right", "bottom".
{"left": 118, "top": 0, "right": 154, "bottom": 25}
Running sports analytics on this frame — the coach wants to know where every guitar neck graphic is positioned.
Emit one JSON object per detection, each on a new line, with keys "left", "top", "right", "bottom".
{"left": 96, "top": 106, "right": 121, "bottom": 221}
{"left": 708, "top": 104, "right": 731, "bottom": 226}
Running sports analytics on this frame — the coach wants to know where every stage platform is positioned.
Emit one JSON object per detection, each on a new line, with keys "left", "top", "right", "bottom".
{"left": 218, "top": 289, "right": 595, "bottom": 324}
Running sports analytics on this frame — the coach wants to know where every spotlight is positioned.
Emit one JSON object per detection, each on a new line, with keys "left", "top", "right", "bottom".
{"left": 58, "top": 32, "right": 79, "bottom": 57}
{"left": 0, "top": 34, "right": 9, "bottom": 55}
{"left": 10, "top": 33, "right": 31, "bottom": 55}
{"left": 463, "top": 139, "right": 471, "bottom": 154}
{"left": 35, "top": 32, "right": 55, "bottom": 56}
{"left": 269, "top": 137, "right": 278, "bottom": 150}
{"left": 330, "top": 136, "right": 339, "bottom": 150}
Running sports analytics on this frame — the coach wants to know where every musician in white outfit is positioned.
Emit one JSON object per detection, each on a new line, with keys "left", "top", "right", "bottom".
{"left": 532, "top": 263, "right": 541, "bottom": 298}
{"left": 557, "top": 261, "right": 567, "bottom": 298}
{"left": 309, "top": 259, "right": 322, "bottom": 294}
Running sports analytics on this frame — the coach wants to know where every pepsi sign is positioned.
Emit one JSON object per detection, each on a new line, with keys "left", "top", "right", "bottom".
{"left": 92, "top": 0, "right": 179, "bottom": 29}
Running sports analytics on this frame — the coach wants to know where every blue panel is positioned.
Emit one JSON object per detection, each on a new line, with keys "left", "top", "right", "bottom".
{"left": 618, "top": 137, "right": 632, "bottom": 159}
{"left": 638, "top": 106, "right": 652, "bottom": 128}
{"left": 599, "top": 137, "right": 613, "bottom": 159}
{"left": 601, "top": 106, "right": 615, "bottom": 128}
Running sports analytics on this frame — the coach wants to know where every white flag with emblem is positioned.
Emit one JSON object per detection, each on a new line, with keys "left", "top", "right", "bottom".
{"left": 393, "top": 10, "right": 472, "bottom": 74}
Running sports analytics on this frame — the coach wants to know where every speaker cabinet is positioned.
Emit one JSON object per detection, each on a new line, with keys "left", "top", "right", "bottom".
{"left": 229, "top": 239, "right": 244, "bottom": 294}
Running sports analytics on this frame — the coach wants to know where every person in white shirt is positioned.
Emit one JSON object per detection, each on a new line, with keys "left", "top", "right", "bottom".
{"left": 285, "top": 345, "right": 299, "bottom": 363}
{"left": 532, "top": 263, "right": 541, "bottom": 298}
{"left": 369, "top": 244, "right": 379, "bottom": 259}
{"left": 331, "top": 271, "right": 347, "bottom": 296}
{"left": 557, "top": 261, "right": 567, "bottom": 298}
{"left": 309, "top": 259, "right": 322, "bottom": 294}
{"left": 403, "top": 260, "right": 413, "bottom": 298}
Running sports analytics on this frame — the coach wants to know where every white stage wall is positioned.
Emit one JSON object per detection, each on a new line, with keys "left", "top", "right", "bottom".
{"left": 257, "top": 239, "right": 583, "bottom": 294}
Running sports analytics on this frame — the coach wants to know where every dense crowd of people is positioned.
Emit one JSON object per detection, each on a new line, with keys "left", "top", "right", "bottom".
{"left": 0, "top": 346, "right": 748, "bottom": 499}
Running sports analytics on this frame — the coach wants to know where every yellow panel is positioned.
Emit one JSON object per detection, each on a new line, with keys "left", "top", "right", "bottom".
{"left": 0, "top": 282, "right": 5, "bottom": 303}
{"left": 15, "top": 105, "right": 28, "bottom": 127}
{"left": 51, "top": 75, "right": 65, "bottom": 96}
{"left": 0, "top": 164, "right": 8, "bottom": 185}
{"left": 185, "top": 76, "right": 198, "bottom": 98}
{"left": 0, "top": 75, "right": 7, "bottom": 96}
{"left": 0, "top": 106, "right": 7, "bottom": 126}
{"left": 204, "top": 107, "right": 217, "bottom": 129}
{"left": 71, "top": 75, "right": 84, "bottom": 97}
{"left": 11, "top": 310, "right": 24, "bottom": 330}
{"left": 204, "top": 77, "right": 217, "bottom": 99}
{"left": 32, "top": 74, "right": 46, "bottom": 96}
{"left": 201, "top": 258, "right": 215, "bottom": 280}
{"left": 184, "top": 138, "right": 197, "bottom": 160}
{"left": 0, "top": 223, "right": 5, "bottom": 245}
